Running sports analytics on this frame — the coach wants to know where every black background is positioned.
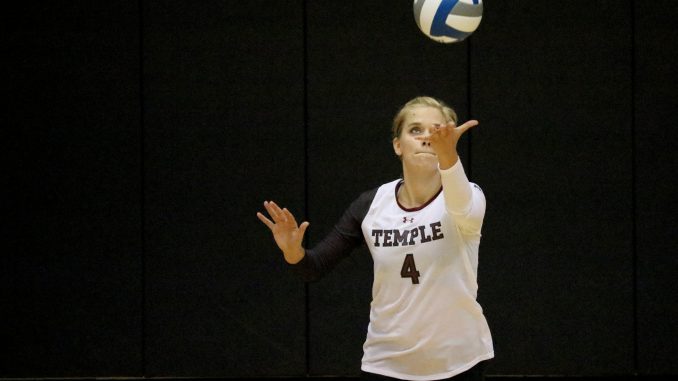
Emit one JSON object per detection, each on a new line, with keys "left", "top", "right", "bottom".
{"left": 4, "top": 1, "right": 677, "bottom": 379}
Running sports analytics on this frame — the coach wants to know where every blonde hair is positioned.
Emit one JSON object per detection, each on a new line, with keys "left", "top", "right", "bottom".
{"left": 391, "top": 96, "right": 458, "bottom": 139}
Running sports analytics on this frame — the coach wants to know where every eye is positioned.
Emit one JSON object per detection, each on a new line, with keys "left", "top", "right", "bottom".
{"left": 409, "top": 126, "right": 422, "bottom": 134}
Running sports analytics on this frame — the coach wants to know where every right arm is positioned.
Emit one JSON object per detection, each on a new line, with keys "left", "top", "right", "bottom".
{"left": 257, "top": 188, "right": 377, "bottom": 281}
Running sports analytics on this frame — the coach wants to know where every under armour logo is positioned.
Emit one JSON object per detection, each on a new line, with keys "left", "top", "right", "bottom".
{"left": 402, "top": 217, "right": 414, "bottom": 223}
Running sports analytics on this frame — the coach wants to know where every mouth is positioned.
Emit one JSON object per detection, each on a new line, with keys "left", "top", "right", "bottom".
{"left": 415, "top": 152, "right": 437, "bottom": 156}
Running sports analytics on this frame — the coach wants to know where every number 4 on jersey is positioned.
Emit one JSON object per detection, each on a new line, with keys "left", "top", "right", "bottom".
{"left": 400, "top": 253, "right": 420, "bottom": 284}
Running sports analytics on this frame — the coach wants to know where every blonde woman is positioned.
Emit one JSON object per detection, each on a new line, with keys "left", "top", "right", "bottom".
{"left": 257, "top": 96, "right": 494, "bottom": 381}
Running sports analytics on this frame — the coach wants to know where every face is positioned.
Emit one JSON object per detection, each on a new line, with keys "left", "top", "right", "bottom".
{"left": 393, "top": 105, "right": 447, "bottom": 171}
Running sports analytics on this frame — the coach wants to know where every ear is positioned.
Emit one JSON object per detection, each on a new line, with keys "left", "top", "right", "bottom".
{"left": 392, "top": 137, "right": 402, "bottom": 157}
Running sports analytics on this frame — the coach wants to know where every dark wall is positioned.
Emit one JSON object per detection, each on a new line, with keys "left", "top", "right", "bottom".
{"left": 473, "top": 1, "right": 634, "bottom": 375}
{"left": 141, "top": 0, "right": 307, "bottom": 377}
{"left": 634, "top": 0, "right": 678, "bottom": 375}
{"left": 4, "top": 2, "right": 142, "bottom": 376}
{"left": 4, "top": 0, "right": 677, "bottom": 379}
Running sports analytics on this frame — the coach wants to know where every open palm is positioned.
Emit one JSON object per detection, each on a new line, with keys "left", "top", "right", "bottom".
{"left": 256, "top": 201, "right": 309, "bottom": 264}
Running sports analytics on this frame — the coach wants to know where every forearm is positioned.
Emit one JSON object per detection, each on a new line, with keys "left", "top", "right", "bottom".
{"left": 291, "top": 187, "right": 376, "bottom": 281}
{"left": 291, "top": 228, "right": 359, "bottom": 281}
{"left": 439, "top": 160, "right": 485, "bottom": 234}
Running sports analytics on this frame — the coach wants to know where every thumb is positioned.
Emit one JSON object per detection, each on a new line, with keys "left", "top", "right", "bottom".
{"left": 298, "top": 221, "right": 310, "bottom": 237}
{"left": 457, "top": 119, "right": 479, "bottom": 134}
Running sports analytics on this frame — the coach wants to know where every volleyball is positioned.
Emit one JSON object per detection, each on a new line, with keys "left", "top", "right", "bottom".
{"left": 413, "top": 0, "right": 484, "bottom": 43}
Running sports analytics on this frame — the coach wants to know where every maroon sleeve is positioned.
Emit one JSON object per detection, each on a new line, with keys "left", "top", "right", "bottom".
{"left": 291, "top": 187, "right": 378, "bottom": 281}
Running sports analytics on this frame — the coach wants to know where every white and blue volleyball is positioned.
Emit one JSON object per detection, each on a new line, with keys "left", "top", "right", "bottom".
{"left": 413, "top": 0, "right": 483, "bottom": 43}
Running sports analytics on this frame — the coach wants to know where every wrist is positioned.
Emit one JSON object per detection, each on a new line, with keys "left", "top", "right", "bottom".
{"left": 284, "top": 247, "right": 305, "bottom": 264}
{"left": 438, "top": 152, "right": 459, "bottom": 170}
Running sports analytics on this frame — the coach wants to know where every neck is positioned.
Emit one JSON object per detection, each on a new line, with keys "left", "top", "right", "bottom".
{"left": 398, "top": 165, "right": 442, "bottom": 208}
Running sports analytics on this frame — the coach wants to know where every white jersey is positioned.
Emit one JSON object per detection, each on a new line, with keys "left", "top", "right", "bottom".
{"left": 360, "top": 160, "right": 494, "bottom": 380}
{"left": 293, "top": 160, "right": 494, "bottom": 380}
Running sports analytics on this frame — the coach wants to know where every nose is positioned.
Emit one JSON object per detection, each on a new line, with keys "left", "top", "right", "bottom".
{"left": 421, "top": 124, "right": 438, "bottom": 146}
{"left": 421, "top": 132, "right": 431, "bottom": 147}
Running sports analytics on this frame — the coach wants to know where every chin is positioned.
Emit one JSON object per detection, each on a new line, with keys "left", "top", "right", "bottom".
{"left": 407, "top": 156, "right": 439, "bottom": 170}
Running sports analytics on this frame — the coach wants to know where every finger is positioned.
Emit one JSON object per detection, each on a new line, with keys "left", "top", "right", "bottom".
{"left": 298, "top": 221, "right": 310, "bottom": 237}
{"left": 265, "top": 201, "right": 286, "bottom": 223}
{"left": 267, "top": 200, "right": 282, "bottom": 213}
{"left": 256, "top": 212, "right": 275, "bottom": 230}
{"left": 282, "top": 208, "right": 298, "bottom": 226}
{"left": 431, "top": 125, "right": 449, "bottom": 138}
{"left": 456, "top": 119, "right": 479, "bottom": 133}
{"left": 263, "top": 201, "right": 278, "bottom": 221}
{"left": 276, "top": 207, "right": 292, "bottom": 226}
{"left": 435, "top": 121, "right": 456, "bottom": 130}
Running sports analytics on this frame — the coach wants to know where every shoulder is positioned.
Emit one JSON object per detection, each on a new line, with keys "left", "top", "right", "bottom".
{"left": 351, "top": 185, "right": 379, "bottom": 210}
{"left": 472, "top": 183, "right": 483, "bottom": 192}
{"left": 346, "top": 180, "right": 398, "bottom": 221}
{"left": 356, "top": 179, "right": 400, "bottom": 205}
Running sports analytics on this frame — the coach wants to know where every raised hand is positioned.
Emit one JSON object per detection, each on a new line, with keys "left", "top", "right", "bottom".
{"left": 256, "top": 201, "right": 309, "bottom": 264}
{"left": 416, "top": 120, "right": 479, "bottom": 169}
